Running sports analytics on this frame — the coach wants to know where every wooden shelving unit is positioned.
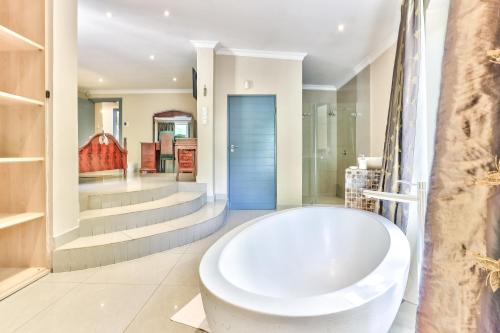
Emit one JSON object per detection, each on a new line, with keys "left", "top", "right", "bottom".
{"left": 0, "top": 0, "right": 49, "bottom": 300}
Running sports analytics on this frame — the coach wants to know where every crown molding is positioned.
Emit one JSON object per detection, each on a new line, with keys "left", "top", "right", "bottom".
{"left": 302, "top": 84, "right": 337, "bottom": 91}
{"left": 216, "top": 48, "right": 307, "bottom": 61}
{"left": 86, "top": 89, "right": 193, "bottom": 95}
{"left": 336, "top": 30, "right": 398, "bottom": 89}
{"left": 190, "top": 40, "right": 219, "bottom": 49}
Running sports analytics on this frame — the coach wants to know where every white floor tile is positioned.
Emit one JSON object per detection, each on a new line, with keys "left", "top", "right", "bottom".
{"left": 85, "top": 251, "right": 181, "bottom": 285}
{"left": 162, "top": 252, "right": 203, "bottom": 287}
{"left": 0, "top": 282, "right": 78, "bottom": 332}
{"left": 125, "top": 284, "right": 200, "bottom": 333}
{"left": 39, "top": 267, "right": 98, "bottom": 284}
{"left": 16, "top": 284, "right": 156, "bottom": 333}
{"left": 184, "top": 232, "right": 221, "bottom": 254}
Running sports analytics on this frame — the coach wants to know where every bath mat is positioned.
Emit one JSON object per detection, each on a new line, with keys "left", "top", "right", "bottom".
{"left": 170, "top": 293, "right": 211, "bottom": 332}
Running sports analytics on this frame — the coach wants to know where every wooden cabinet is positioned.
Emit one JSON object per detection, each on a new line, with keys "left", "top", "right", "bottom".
{"left": 0, "top": 0, "right": 49, "bottom": 300}
{"left": 140, "top": 142, "right": 157, "bottom": 173}
{"left": 178, "top": 149, "right": 195, "bottom": 170}
{"left": 175, "top": 138, "right": 197, "bottom": 180}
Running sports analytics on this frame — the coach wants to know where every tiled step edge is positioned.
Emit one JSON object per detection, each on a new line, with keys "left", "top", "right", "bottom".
{"left": 52, "top": 200, "right": 227, "bottom": 272}
{"left": 78, "top": 192, "right": 207, "bottom": 236}
{"left": 79, "top": 182, "right": 180, "bottom": 211}
{"left": 79, "top": 182, "right": 207, "bottom": 211}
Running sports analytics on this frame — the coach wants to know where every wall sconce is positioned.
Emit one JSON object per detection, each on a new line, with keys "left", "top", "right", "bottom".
{"left": 244, "top": 80, "right": 252, "bottom": 89}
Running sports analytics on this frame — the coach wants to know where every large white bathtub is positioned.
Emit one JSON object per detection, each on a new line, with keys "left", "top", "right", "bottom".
{"left": 199, "top": 206, "right": 410, "bottom": 333}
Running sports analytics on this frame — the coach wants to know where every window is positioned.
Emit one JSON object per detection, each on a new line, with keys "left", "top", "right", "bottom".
{"left": 175, "top": 123, "right": 189, "bottom": 138}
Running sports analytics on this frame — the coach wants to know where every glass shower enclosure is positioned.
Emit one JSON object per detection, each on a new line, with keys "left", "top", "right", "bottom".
{"left": 302, "top": 103, "right": 357, "bottom": 205}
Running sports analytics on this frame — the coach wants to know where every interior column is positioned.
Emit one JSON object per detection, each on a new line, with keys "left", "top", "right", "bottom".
{"left": 47, "top": 0, "right": 80, "bottom": 242}
{"left": 192, "top": 41, "right": 218, "bottom": 201}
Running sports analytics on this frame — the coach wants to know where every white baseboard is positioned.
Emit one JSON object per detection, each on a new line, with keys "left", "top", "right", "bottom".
{"left": 215, "top": 193, "right": 228, "bottom": 201}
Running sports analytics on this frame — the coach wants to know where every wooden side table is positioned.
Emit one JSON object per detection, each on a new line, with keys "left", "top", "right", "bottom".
{"left": 174, "top": 138, "right": 197, "bottom": 180}
{"left": 140, "top": 142, "right": 157, "bottom": 173}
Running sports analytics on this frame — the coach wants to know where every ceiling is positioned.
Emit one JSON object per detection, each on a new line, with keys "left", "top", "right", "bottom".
{"left": 78, "top": 0, "right": 400, "bottom": 91}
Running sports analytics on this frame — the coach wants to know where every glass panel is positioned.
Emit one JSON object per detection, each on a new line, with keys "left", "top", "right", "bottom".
{"left": 302, "top": 103, "right": 314, "bottom": 204}
{"left": 302, "top": 103, "right": 350, "bottom": 205}
{"left": 336, "top": 103, "right": 357, "bottom": 199}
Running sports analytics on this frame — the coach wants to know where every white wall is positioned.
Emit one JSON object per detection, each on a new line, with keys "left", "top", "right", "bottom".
{"left": 369, "top": 43, "right": 397, "bottom": 156}
{"left": 195, "top": 47, "right": 215, "bottom": 199}
{"left": 87, "top": 93, "right": 196, "bottom": 170}
{"left": 49, "top": 0, "right": 79, "bottom": 238}
{"left": 214, "top": 55, "right": 303, "bottom": 206}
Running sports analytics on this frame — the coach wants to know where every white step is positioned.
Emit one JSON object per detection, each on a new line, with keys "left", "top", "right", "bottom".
{"left": 52, "top": 201, "right": 227, "bottom": 272}
{"left": 79, "top": 181, "right": 206, "bottom": 211}
{"left": 78, "top": 191, "right": 206, "bottom": 236}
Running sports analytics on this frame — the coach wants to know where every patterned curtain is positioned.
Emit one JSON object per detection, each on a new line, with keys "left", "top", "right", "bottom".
{"left": 417, "top": 1, "right": 500, "bottom": 332}
{"left": 378, "top": 0, "right": 422, "bottom": 232}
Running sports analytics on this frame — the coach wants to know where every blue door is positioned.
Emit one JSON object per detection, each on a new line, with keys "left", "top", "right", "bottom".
{"left": 228, "top": 96, "right": 276, "bottom": 209}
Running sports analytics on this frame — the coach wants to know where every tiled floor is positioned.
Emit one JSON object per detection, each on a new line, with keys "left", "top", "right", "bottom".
{"left": 0, "top": 210, "right": 416, "bottom": 333}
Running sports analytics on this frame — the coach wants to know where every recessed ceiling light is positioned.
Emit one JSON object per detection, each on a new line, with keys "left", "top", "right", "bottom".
{"left": 172, "top": 77, "right": 177, "bottom": 82}
{"left": 98, "top": 78, "right": 104, "bottom": 83}
{"left": 164, "top": 10, "right": 170, "bottom": 17}
{"left": 149, "top": 54, "right": 155, "bottom": 60}
{"left": 106, "top": 12, "right": 113, "bottom": 19}
{"left": 337, "top": 24, "right": 345, "bottom": 32}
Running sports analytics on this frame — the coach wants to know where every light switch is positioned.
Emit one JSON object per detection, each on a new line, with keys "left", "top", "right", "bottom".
{"left": 201, "top": 106, "right": 208, "bottom": 125}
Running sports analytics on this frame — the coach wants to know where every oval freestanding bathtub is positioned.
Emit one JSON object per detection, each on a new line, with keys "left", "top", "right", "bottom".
{"left": 199, "top": 206, "right": 410, "bottom": 333}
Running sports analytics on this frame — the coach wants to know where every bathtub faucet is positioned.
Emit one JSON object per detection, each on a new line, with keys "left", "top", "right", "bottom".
{"left": 361, "top": 180, "right": 426, "bottom": 231}
{"left": 362, "top": 180, "right": 426, "bottom": 306}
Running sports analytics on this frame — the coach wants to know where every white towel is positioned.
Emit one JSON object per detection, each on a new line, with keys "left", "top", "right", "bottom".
{"left": 170, "top": 293, "right": 211, "bottom": 332}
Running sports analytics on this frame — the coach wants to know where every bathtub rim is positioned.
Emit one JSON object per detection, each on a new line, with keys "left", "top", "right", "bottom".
{"left": 199, "top": 206, "right": 410, "bottom": 318}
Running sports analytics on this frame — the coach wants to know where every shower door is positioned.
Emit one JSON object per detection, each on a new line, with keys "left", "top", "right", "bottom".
{"left": 302, "top": 103, "right": 356, "bottom": 204}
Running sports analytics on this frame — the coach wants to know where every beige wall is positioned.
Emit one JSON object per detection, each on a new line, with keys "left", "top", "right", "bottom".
{"left": 50, "top": 0, "right": 80, "bottom": 238}
{"left": 214, "top": 55, "right": 303, "bottom": 206}
{"left": 302, "top": 90, "right": 337, "bottom": 106}
{"left": 356, "top": 67, "right": 371, "bottom": 156}
{"left": 336, "top": 78, "right": 358, "bottom": 196}
{"left": 332, "top": 43, "right": 394, "bottom": 197}
{"left": 335, "top": 43, "right": 396, "bottom": 159}
{"left": 370, "top": 43, "right": 397, "bottom": 156}
{"left": 88, "top": 93, "right": 196, "bottom": 170}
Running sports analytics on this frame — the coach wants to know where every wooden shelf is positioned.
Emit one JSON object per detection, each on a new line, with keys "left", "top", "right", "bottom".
{"left": 0, "top": 0, "right": 48, "bottom": 300}
{"left": 0, "top": 25, "right": 44, "bottom": 52}
{"left": 0, "top": 157, "right": 44, "bottom": 164}
{"left": 0, "top": 212, "right": 44, "bottom": 230}
{"left": 0, "top": 267, "right": 49, "bottom": 300}
{"left": 0, "top": 91, "right": 44, "bottom": 107}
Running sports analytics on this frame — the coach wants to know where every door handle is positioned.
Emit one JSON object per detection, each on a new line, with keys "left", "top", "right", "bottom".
{"left": 230, "top": 144, "right": 239, "bottom": 152}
